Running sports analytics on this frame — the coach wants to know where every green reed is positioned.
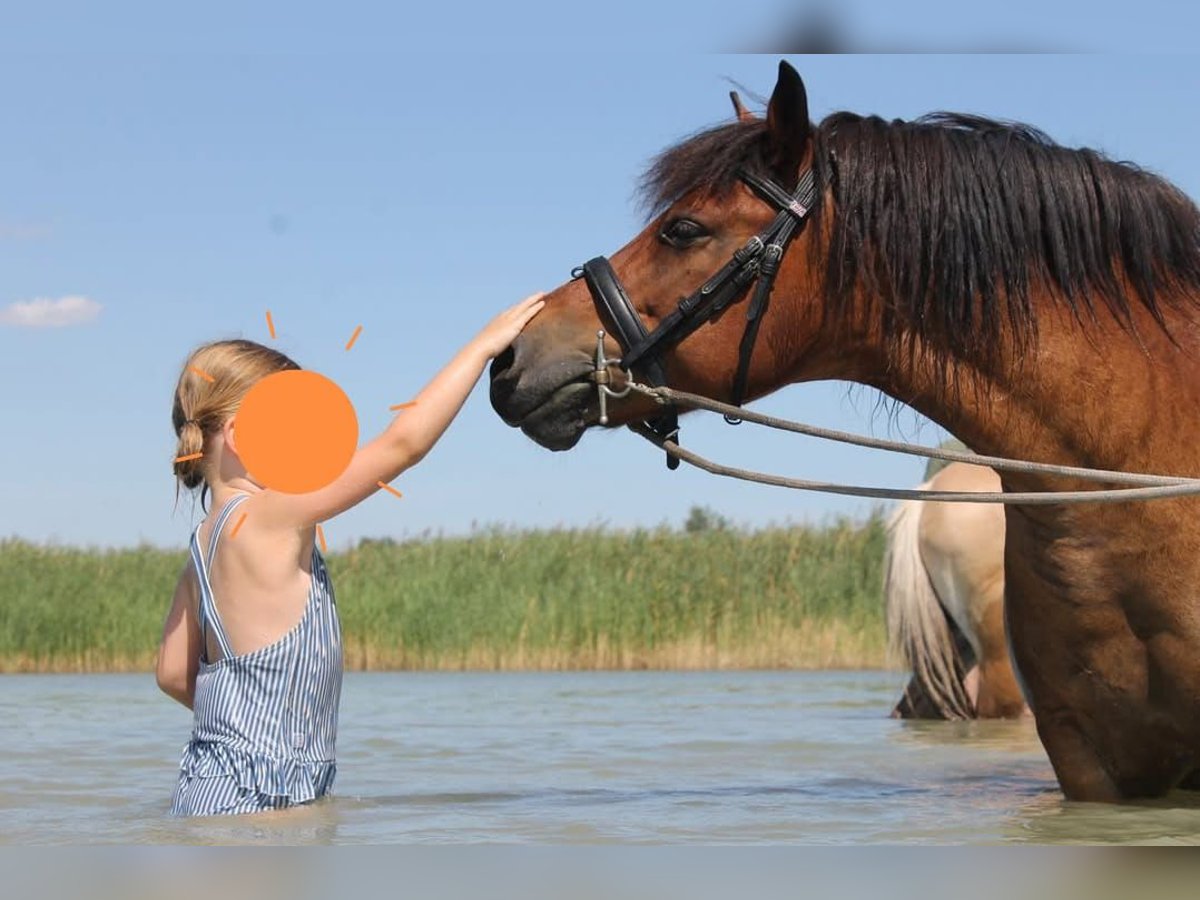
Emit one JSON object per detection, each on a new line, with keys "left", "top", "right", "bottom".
{"left": 0, "top": 511, "right": 891, "bottom": 672}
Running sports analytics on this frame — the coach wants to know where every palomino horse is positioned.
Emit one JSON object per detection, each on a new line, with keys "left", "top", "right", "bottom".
{"left": 886, "top": 460, "right": 1029, "bottom": 721}
{"left": 490, "top": 61, "right": 1200, "bottom": 801}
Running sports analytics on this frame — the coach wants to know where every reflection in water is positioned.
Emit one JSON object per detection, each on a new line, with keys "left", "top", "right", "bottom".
{"left": 1006, "top": 791, "right": 1200, "bottom": 845}
{"left": 890, "top": 716, "right": 1043, "bottom": 752}
{"left": 1, "top": 670, "right": 1195, "bottom": 844}
{"left": 139, "top": 797, "right": 346, "bottom": 845}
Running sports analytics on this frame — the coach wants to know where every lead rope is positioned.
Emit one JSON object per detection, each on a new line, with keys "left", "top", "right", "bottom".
{"left": 621, "top": 383, "right": 1200, "bottom": 504}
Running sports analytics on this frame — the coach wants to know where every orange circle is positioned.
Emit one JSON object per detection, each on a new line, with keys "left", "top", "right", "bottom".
{"left": 235, "top": 370, "right": 358, "bottom": 494}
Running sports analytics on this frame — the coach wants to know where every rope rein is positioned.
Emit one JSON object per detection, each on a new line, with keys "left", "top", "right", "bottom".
{"left": 625, "top": 384, "right": 1200, "bottom": 504}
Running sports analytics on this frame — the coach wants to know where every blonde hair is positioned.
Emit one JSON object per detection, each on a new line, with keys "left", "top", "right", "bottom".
{"left": 172, "top": 339, "right": 300, "bottom": 509}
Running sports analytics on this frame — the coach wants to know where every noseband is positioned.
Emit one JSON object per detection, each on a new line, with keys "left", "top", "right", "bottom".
{"left": 572, "top": 166, "right": 818, "bottom": 468}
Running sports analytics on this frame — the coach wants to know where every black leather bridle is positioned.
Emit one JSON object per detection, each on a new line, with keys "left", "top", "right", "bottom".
{"left": 573, "top": 166, "right": 818, "bottom": 468}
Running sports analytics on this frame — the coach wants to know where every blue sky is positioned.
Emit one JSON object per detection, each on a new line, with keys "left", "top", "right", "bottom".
{"left": 3, "top": 7, "right": 1200, "bottom": 548}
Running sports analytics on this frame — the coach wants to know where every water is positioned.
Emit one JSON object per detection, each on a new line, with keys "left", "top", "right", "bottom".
{"left": 2, "top": 670, "right": 1199, "bottom": 844}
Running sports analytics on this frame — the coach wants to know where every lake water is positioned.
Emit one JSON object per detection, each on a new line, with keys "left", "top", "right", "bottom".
{"left": 3, "top": 670, "right": 1200, "bottom": 844}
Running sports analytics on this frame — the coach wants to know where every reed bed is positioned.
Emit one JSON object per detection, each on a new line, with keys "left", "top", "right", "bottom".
{"left": 0, "top": 512, "right": 892, "bottom": 673}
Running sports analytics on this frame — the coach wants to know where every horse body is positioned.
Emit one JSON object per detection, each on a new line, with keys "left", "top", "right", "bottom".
{"left": 886, "top": 461, "right": 1028, "bottom": 721}
{"left": 490, "top": 61, "right": 1200, "bottom": 801}
{"left": 893, "top": 307, "right": 1200, "bottom": 798}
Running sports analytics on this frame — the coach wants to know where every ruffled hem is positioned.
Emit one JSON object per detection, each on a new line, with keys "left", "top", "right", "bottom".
{"left": 178, "top": 740, "right": 335, "bottom": 804}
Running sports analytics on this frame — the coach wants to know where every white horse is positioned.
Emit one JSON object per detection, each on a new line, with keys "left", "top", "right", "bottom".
{"left": 884, "top": 458, "right": 1030, "bottom": 720}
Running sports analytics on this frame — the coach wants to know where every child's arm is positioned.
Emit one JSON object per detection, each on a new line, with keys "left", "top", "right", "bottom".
{"left": 156, "top": 563, "right": 202, "bottom": 709}
{"left": 254, "top": 292, "right": 545, "bottom": 530}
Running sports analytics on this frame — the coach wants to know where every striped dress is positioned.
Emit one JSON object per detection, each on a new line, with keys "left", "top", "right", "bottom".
{"left": 169, "top": 493, "right": 344, "bottom": 817}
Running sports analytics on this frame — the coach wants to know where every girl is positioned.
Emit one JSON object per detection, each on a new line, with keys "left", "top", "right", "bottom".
{"left": 156, "top": 293, "right": 545, "bottom": 817}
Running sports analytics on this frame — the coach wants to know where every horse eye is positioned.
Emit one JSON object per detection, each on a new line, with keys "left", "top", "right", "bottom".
{"left": 661, "top": 218, "right": 710, "bottom": 247}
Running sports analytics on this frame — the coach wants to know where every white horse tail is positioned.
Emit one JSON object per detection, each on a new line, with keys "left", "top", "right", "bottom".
{"left": 883, "top": 487, "right": 975, "bottom": 720}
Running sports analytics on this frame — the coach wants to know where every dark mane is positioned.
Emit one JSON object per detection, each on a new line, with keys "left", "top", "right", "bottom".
{"left": 640, "top": 112, "right": 1200, "bottom": 362}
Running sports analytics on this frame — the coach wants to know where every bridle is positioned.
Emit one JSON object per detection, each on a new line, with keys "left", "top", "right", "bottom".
{"left": 572, "top": 165, "right": 818, "bottom": 468}
{"left": 563, "top": 162, "right": 1200, "bottom": 504}
{"left": 555, "top": 146, "right": 1200, "bottom": 505}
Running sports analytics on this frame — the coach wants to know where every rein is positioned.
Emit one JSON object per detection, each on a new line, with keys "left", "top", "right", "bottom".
{"left": 615, "top": 379, "right": 1200, "bottom": 505}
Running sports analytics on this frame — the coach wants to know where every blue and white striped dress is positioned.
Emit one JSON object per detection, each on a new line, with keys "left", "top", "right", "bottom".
{"left": 170, "top": 493, "right": 344, "bottom": 817}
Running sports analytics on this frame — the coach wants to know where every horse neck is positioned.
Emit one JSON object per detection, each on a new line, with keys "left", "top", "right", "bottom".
{"left": 827, "top": 292, "right": 1200, "bottom": 490}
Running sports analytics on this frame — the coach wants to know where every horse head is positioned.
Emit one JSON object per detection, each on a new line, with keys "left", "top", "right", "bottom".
{"left": 489, "top": 62, "right": 847, "bottom": 451}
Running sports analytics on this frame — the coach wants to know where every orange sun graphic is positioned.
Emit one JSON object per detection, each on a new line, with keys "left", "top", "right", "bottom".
{"left": 173, "top": 311, "right": 414, "bottom": 546}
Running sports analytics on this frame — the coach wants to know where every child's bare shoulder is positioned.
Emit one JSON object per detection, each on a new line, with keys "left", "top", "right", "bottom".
{"left": 223, "top": 510, "right": 313, "bottom": 584}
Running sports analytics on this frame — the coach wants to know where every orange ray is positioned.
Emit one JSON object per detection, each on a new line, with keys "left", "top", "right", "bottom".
{"left": 377, "top": 481, "right": 403, "bottom": 499}
{"left": 266, "top": 310, "right": 277, "bottom": 339}
{"left": 316, "top": 524, "right": 327, "bottom": 553}
{"left": 229, "top": 511, "right": 248, "bottom": 539}
{"left": 174, "top": 451, "right": 203, "bottom": 463}
{"left": 188, "top": 365, "right": 215, "bottom": 383}
{"left": 389, "top": 400, "right": 419, "bottom": 411}
{"left": 344, "top": 325, "right": 363, "bottom": 351}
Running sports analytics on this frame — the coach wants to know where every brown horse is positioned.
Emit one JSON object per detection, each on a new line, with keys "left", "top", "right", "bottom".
{"left": 886, "top": 461, "right": 1029, "bottom": 721}
{"left": 490, "top": 61, "right": 1200, "bottom": 801}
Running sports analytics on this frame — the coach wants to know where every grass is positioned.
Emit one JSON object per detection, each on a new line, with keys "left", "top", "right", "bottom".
{"left": 0, "top": 510, "right": 894, "bottom": 673}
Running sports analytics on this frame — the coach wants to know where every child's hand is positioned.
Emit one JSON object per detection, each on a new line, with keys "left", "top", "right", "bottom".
{"left": 475, "top": 293, "right": 547, "bottom": 359}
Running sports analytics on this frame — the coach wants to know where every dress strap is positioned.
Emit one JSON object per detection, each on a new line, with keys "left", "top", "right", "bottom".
{"left": 191, "top": 493, "right": 251, "bottom": 661}
{"left": 208, "top": 492, "right": 250, "bottom": 562}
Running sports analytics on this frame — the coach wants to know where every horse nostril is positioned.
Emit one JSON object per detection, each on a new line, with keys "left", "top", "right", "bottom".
{"left": 489, "top": 344, "right": 521, "bottom": 418}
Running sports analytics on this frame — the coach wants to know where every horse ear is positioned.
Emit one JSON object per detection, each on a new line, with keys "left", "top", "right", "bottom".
{"left": 729, "top": 90, "right": 755, "bottom": 123}
{"left": 766, "top": 60, "right": 812, "bottom": 169}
